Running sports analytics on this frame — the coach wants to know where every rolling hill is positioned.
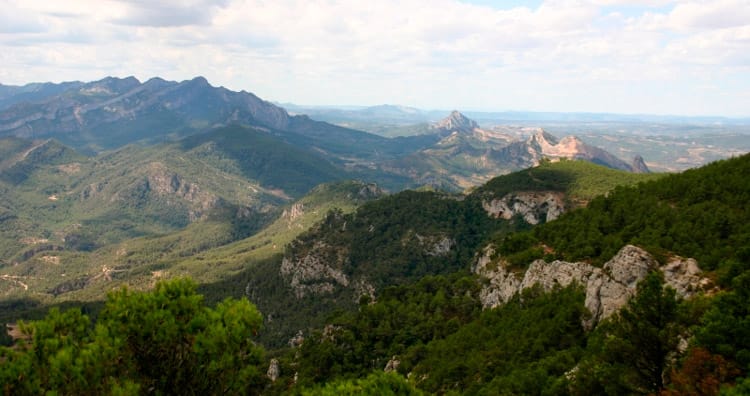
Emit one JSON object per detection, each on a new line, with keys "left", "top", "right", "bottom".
{"left": 0, "top": 123, "right": 350, "bottom": 270}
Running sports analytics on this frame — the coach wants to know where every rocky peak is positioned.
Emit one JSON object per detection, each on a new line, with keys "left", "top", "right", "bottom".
{"left": 527, "top": 129, "right": 561, "bottom": 149}
{"left": 631, "top": 154, "right": 650, "bottom": 173}
{"left": 82, "top": 76, "right": 141, "bottom": 95}
{"left": 143, "top": 77, "right": 171, "bottom": 90}
{"left": 186, "top": 76, "right": 211, "bottom": 88}
{"left": 434, "top": 110, "right": 479, "bottom": 133}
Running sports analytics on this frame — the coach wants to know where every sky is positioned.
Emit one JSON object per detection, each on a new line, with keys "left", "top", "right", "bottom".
{"left": 1, "top": 0, "right": 749, "bottom": 117}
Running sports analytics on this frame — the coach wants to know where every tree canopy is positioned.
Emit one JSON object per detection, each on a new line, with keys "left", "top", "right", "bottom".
{"left": 0, "top": 279, "right": 267, "bottom": 395}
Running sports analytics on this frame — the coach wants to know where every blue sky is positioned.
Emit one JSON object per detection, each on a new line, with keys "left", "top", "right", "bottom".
{"left": 1, "top": 0, "right": 749, "bottom": 117}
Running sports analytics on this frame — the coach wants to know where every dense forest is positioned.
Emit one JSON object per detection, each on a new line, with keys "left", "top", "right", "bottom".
{"left": 1, "top": 155, "right": 749, "bottom": 394}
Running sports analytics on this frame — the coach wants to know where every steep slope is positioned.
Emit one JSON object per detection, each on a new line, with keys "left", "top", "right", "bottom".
{"left": 0, "top": 126, "right": 344, "bottom": 268}
{"left": 177, "top": 124, "right": 344, "bottom": 197}
{"left": 493, "top": 153, "right": 750, "bottom": 273}
{"left": 0, "top": 137, "right": 84, "bottom": 184}
{"left": 249, "top": 160, "right": 660, "bottom": 345}
{"left": 0, "top": 76, "right": 290, "bottom": 151}
{"left": 0, "top": 180, "right": 382, "bottom": 305}
{"left": 271, "top": 155, "right": 749, "bottom": 396}
{"left": 0, "top": 77, "right": 435, "bottom": 168}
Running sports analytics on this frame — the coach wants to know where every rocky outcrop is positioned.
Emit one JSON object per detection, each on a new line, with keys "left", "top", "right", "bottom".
{"left": 482, "top": 191, "right": 565, "bottom": 225}
{"left": 280, "top": 241, "right": 349, "bottom": 299}
{"left": 475, "top": 245, "right": 712, "bottom": 328}
{"left": 280, "top": 241, "right": 378, "bottom": 302}
{"left": 662, "top": 256, "right": 711, "bottom": 297}
{"left": 631, "top": 154, "right": 650, "bottom": 173}
{"left": 267, "top": 359, "right": 280, "bottom": 382}
{"left": 527, "top": 131, "right": 635, "bottom": 172}
{"left": 354, "top": 183, "right": 383, "bottom": 201}
{"left": 384, "top": 356, "right": 400, "bottom": 372}
{"left": 353, "top": 279, "right": 376, "bottom": 303}
{"left": 413, "top": 233, "right": 455, "bottom": 256}
{"left": 138, "top": 163, "right": 220, "bottom": 221}
{"left": 288, "top": 330, "right": 304, "bottom": 348}
{"left": 282, "top": 202, "right": 305, "bottom": 222}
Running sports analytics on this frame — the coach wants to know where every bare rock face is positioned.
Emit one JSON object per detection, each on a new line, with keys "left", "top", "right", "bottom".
{"left": 280, "top": 241, "right": 349, "bottom": 299}
{"left": 384, "top": 356, "right": 401, "bottom": 372}
{"left": 282, "top": 202, "right": 305, "bottom": 222}
{"left": 413, "top": 233, "right": 455, "bottom": 257}
{"left": 353, "top": 279, "right": 376, "bottom": 303}
{"left": 482, "top": 192, "right": 566, "bottom": 225}
{"left": 356, "top": 183, "right": 383, "bottom": 200}
{"left": 662, "top": 256, "right": 710, "bottom": 298}
{"left": 475, "top": 245, "right": 522, "bottom": 308}
{"left": 603, "top": 245, "right": 658, "bottom": 289}
{"left": 267, "top": 359, "right": 280, "bottom": 382}
{"left": 475, "top": 245, "right": 712, "bottom": 328}
{"left": 526, "top": 131, "right": 634, "bottom": 172}
{"left": 631, "top": 154, "right": 651, "bottom": 173}
{"left": 288, "top": 330, "right": 304, "bottom": 348}
{"left": 139, "top": 162, "right": 220, "bottom": 221}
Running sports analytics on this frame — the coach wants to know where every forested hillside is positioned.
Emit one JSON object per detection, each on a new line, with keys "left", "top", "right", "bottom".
{"left": 268, "top": 154, "right": 750, "bottom": 394}
{"left": 497, "top": 154, "right": 750, "bottom": 277}
{"left": 2, "top": 156, "right": 748, "bottom": 395}
{"left": 223, "top": 160, "right": 660, "bottom": 347}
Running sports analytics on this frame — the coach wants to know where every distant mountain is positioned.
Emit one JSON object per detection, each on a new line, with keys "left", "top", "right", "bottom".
{"left": 283, "top": 103, "right": 434, "bottom": 124}
{"left": 0, "top": 76, "right": 283, "bottom": 151}
{"left": 0, "top": 77, "right": 657, "bottom": 196}
{"left": 432, "top": 110, "right": 479, "bottom": 132}
{"left": 518, "top": 129, "right": 642, "bottom": 171}
{"left": 0, "top": 77, "right": 423, "bottom": 160}
{"left": 283, "top": 102, "right": 750, "bottom": 128}
{"left": 382, "top": 111, "right": 649, "bottom": 190}
{"left": 0, "top": 81, "right": 85, "bottom": 111}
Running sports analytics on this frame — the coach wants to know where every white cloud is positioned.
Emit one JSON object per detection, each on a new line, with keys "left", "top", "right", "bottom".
{"left": 668, "top": 0, "right": 750, "bottom": 30}
{"left": 0, "top": 0, "right": 748, "bottom": 116}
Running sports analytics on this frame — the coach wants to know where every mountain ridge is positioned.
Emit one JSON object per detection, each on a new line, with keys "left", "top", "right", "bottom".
{"left": 382, "top": 111, "right": 649, "bottom": 190}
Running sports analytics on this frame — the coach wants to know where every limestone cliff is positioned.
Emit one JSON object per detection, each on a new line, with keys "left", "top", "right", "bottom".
{"left": 475, "top": 245, "right": 712, "bottom": 328}
{"left": 280, "top": 229, "right": 455, "bottom": 300}
{"left": 482, "top": 191, "right": 565, "bottom": 225}
{"left": 280, "top": 241, "right": 350, "bottom": 299}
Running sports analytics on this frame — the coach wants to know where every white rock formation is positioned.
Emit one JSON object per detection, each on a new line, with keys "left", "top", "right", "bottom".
{"left": 414, "top": 233, "right": 455, "bottom": 256}
{"left": 282, "top": 202, "right": 305, "bottom": 222}
{"left": 384, "top": 356, "right": 401, "bottom": 372}
{"left": 267, "top": 359, "right": 280, "bottom": 382}
{"left": 280, "top": 241, "right": 349, "bottom": 298}
{"left": 482, "top": 192, "right": 565, "bottom": 225}
{"left": 475, "top": 245, "right": 711, "bottom": 328}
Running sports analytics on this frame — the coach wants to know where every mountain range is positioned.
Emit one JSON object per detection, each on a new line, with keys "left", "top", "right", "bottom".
{"left": 0, "top": 77, "right": 646, "bottom": 181}
{"left": 0, "top": 75, "right": 656, "bottom": 316}
{"left": 1, "top": 76, "right": 749, "bottom": 394}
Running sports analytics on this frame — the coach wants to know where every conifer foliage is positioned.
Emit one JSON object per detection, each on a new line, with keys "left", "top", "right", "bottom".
{"left": 0, "top": 279, "right": 267, "bottom": 395}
